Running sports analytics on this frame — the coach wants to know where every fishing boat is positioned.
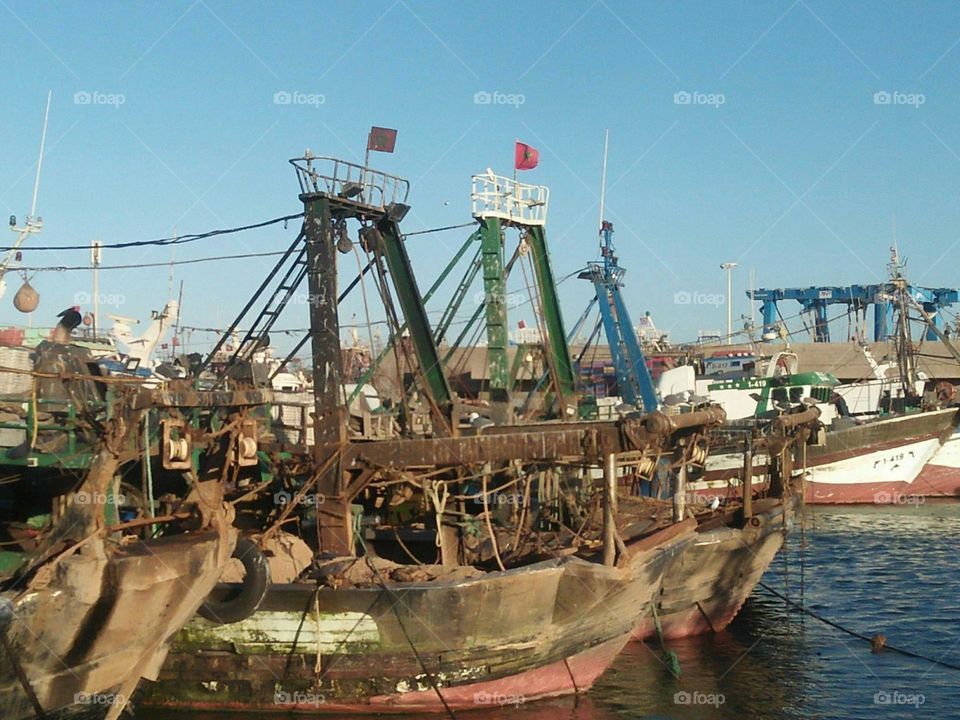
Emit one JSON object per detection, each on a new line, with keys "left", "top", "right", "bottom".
{"left": 142, "top": 513, "right": 696, "bottom": 714}
{"left": 133, "top": 153, "right": 766, "bottom": 713}
{"left": 0, "top": 325, "right": 271, "bottom": 718}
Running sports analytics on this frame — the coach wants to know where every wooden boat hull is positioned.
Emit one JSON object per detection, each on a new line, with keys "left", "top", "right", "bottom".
{"left": 139, "top": 522, "right": 696, "bottom": 714}
{"left": 632, "top": 497, "right": 794, "bottom": 640}
{"left": 0, "top": 531, "right": 232, "bottom": 720}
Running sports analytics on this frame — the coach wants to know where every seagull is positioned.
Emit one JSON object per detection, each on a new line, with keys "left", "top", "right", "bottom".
{"left": 709, "top": 496, "right": 721, "bottom": 511}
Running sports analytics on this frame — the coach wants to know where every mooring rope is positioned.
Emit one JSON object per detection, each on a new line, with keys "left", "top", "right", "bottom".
{"left": 362, "top": 554, "right": 458, "bottom": 720}
{"left": 758, "top": 581, "right": 960, "bottom": 671}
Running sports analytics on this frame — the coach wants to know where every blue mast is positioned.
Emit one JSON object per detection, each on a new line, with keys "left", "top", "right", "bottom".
{"left": 585, "top": 220, "right": 658, "bottom": 412}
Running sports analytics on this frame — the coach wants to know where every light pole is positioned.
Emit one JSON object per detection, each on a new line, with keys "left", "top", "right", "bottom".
{"left": 720, "top": 262, "right": 737, "bottom": 345}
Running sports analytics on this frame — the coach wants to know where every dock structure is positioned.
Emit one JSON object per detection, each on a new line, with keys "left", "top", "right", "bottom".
{"left": 750, "top": 284, "right": 959, "bottom": 342}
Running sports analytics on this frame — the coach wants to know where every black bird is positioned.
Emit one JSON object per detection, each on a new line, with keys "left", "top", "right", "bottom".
{"left": 53, "top": 306, "right": 82, "bottom": 343}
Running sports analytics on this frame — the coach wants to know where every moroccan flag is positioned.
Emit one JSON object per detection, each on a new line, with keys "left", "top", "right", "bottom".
{"left": 367, "top": 127, "right": 398, "bottom": 153}
{"left": 514, "top": 141, "right": 539, "bottom": 170}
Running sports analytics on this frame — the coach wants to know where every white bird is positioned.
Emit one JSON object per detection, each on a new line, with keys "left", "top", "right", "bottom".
{"left": 709, "top": 496, "right": 721, "bottom": 511}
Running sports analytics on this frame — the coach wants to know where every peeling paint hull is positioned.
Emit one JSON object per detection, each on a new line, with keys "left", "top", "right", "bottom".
{"left": 0, "top": 531, "right": 233, "bottom": 720}
{"left": 633, "top": 497, "right": 794, "bottom": 640}
{"left": 139, "top": 523, "right": 696, "bottom": 714}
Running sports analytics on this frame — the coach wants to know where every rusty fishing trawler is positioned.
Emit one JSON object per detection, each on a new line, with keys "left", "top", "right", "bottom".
{"left": 136, "top": 146, "right": 814, "bottom": 714}
{"left": 0, "top": 323, "right": 272, "bottom": 719}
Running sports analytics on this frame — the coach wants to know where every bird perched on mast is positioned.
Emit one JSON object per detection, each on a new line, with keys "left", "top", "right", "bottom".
{"left": 52, "top": 306, "right": 82, "bottom": 343}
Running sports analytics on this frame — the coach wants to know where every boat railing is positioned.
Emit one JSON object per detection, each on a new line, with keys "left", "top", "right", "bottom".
{"left": 289, "top": 155, "right": 410, "bottom": 211}
{"left": 471, "top": 171, "right": 549, "bottom": 226}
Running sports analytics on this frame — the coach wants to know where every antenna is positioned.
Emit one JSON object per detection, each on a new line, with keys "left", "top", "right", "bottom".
{"left": 599, "top": 129, "right": 609, "bottom": 227}
{"left": 1, "top": 93, "right": 53, "bottom": 301}
{"left": 168, "top": 226, "right": 177, "bottom": 298}
{"left": 30, "top": 91, "right": 52, "bottom": 219}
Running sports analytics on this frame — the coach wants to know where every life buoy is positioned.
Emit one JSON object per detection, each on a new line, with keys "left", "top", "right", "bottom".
{"left": 935, "top": 381, "right": 956, "bottom": 406}
{"left": 198, "top": 537, "right": 270, "bottom": 624}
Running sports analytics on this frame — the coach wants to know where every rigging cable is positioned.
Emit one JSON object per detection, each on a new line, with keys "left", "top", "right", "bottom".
{"left": 0, "top": 213, "right": 304, "bottom": 252}
{"left": 758, "top": 581, "right": 960, "bottom": 671}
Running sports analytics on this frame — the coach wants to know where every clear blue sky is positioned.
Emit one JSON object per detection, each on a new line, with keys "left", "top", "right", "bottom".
{"left": 3, "top": 0, "right": 960, "bottom": 353}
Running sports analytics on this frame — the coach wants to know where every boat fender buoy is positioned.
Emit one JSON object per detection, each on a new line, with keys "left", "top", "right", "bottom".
{"left": 13, "top": 280, "right": 39, "bottom": 314}
{"left": 198, "top": 537, "right": 270, "bottom": 625}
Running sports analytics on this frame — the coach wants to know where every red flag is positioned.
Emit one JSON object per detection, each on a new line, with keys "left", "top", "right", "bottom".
{"left": 367, "top": 127, "right": 398, "bottom": 153}
{"left": 514, "top": 141, "right": 539, "bottom": 170}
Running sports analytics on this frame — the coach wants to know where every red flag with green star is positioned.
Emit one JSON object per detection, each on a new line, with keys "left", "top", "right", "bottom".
{"left": 514, "top": 141, "right": 539, "bottom": 170}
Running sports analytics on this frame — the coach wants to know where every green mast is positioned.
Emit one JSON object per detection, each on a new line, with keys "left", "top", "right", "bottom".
{"left": 470, "top": 171, "right": 577, "bottom": 419}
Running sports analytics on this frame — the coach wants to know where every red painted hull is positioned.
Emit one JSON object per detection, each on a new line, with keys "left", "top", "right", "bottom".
{"left": 632, "top": 598, "right": 748, "bottom": 640}
{"left": 147, "top": 633, "right": 630, "bottom": 714}
{"left": 804, "top": 473, "right": 960, "bottom": 503}
{"left": 912, "top": 462, "right": 960, "bottom": 498}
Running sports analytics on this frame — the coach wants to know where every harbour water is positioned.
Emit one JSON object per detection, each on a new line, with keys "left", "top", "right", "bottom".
{"left": 135, "top": 503, "right": 960, "bottom": 720}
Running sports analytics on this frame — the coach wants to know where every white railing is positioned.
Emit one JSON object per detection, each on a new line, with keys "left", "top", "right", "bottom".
{"left": 471, "top": 171, "right": 548, "bottom": 226}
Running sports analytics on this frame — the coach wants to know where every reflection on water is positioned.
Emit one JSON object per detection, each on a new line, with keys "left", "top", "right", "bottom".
{"left": 135, "top": 503, "right": 960, "bottom": 720}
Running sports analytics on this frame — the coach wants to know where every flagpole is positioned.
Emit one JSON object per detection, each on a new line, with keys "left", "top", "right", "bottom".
{"left": 363, "top": 131, "right": 371, "bottom": 203}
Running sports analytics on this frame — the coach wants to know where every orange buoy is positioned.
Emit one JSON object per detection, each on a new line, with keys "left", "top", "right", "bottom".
{"left": 13, "top": 280, "right": 39, "bottom": 313}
